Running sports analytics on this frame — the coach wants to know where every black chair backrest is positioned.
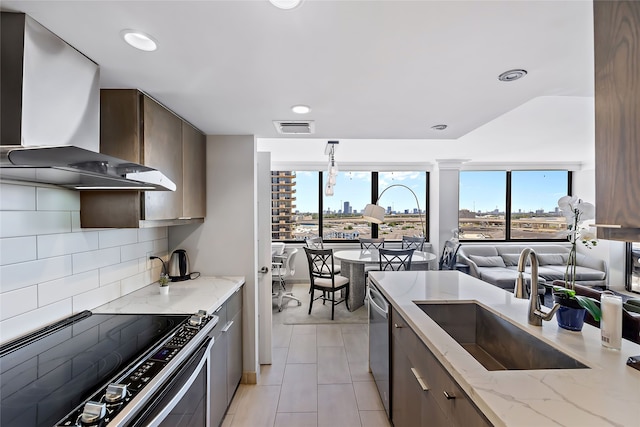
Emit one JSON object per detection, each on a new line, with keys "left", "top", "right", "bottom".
{"left": 305, "top": 236, "right": 324, "bottom": 249}
{"left": 439, "top": 240, "right": 461, "bottom": 270}
{"left": 360, "top": 238, "right": 385, "bottom": 249}
{"left": 379, "top": 248, "right": 415, "bottom": 271}
{"left": 304, "top": 247, "right": 335, "bottom": 280}
{"left": 401, "top": 236, "right": 425, "bottom": 251}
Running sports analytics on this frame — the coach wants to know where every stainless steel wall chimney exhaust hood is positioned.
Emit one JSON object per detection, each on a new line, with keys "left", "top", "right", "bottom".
{"left": 0, "top": 12, "right": 175, "bottom": 191}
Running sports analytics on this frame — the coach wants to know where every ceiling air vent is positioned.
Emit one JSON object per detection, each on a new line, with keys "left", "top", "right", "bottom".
{"left": 273, "top": 120, "right": 315, "bottom": 135}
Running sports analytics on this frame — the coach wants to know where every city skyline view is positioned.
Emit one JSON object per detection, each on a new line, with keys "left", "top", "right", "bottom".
{"left": 293, "top": 170, "right": 569, "bottom": 215}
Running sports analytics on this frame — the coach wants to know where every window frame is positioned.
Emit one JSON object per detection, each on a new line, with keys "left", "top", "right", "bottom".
{"left": 459, "top": 170, "right": 573, "bottom": 243}
{"left": 271, "top": 170, "right": 429, "bottom": 243}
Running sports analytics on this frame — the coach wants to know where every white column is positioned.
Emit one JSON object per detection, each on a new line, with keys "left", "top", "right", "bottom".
{"left": 435, "top": 159, "right": 467, "bottom": 261}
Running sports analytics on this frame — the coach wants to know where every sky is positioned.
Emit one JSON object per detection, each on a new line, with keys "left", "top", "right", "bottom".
{"left": 294, "top": 171, "right": 427, "bottom": 213}
{"left": 292, "top": 170, "right": 569, "bottom": 214}
{"left": 460, "top": 170, "right": 569, "bottom": 213}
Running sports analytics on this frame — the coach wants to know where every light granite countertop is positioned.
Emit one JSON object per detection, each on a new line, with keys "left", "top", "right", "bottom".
{"left": 369, "top": 270, "right": 640, "bottom": 427}
{"left": 92, "top": 276, "right": 245, "bottom": 315}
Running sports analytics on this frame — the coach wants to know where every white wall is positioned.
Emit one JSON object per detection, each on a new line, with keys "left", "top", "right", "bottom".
{"left": 169, "top": 135, "right": 260, "bottom": 382}
{"left": 0, "top": 182, "right": 169, "bottom": 344}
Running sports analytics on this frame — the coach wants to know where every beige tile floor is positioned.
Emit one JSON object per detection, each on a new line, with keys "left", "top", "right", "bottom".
{"left": 222, "top": 312, "right": 391, "bottom": 427}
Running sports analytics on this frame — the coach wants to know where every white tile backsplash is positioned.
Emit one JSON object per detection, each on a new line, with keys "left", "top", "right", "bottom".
{"left": 99, "top": 259, "right": 139, "bottom": 286}
{"left": 72, "top": 247, "right": 121, "bottom": 274}
{"left": 99, "top": 229, "right": 138, "bottom": 249}
{"left": 0, "top": 299, "right": 73, "bottom": 344}
{"left": 121, "top": 240, "right": 155, "bottom": 262}
{"left": 0, "top": 211, "right": 72, "bottom": 238}
{"left": 72, "top": 281, "right": 121, "bottom": 313}
{"left": 0, "top": 183, "right": 36, "bottom": 211}
{"left": 0, "top": 255, "right": 72, "bottom": 293}
{"left": 37, "top": 231, "right": 99, "bottom": 258}
{"left": 0, "top": 236, "right": 37, "bottom": 265}
{"left": 0, "top": 286, "right": 38, "bottom": 320}
{"left": 36, "top": 187, "right": 80, "bottom": 211}
{"left": 0, "top": 183, "right": 169, "bottom": 344}
{"left": 38, "top": 270, "right": 99, "bottom": 306}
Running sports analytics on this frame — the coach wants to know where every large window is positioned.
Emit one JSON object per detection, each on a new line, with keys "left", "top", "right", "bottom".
{"left": 459, "top": 170, "right": 571, "bottom": 241}
{"left": 271, "top": 170, "right": 428, "bottom": 242}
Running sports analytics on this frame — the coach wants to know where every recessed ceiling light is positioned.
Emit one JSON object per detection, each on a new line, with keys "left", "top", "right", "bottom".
{"left": 291, "top": 105, "right": 311, "bottom": 114}
{"left": 498, "top": 69, "right": 527, "bottom": 82}
{"left": 269, "top": 0, "right": 302, "bottom": 10}
{"left": 431, "top": 124, "right": 448, "bottom": 131}
{"left": 120, "top": 30, "right": 158, "bottom": 52}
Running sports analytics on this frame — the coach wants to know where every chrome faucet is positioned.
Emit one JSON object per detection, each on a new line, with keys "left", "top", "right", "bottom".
{"left": 513, "top": 248, "right": 560, "bottom": 326}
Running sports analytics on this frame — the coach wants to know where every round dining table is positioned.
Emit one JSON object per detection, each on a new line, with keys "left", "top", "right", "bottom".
{"left": 333, "top": 249, "right": 436, "bottom": 311}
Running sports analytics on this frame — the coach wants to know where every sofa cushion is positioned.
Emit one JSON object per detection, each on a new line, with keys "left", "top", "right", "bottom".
{"left": 545, "top": 265, "right": 606, "bottom": 281}
{"left": 469, "top": 255, "right": 506, "bottom": 268}
{"left": 501, "top": 253, "right": 522, "bottom": 266}
{"left": 537, "top": 253, "right": 569, "bottom": 265}
{"left": 478, "top": 267, "right": 546, "bottom": 289}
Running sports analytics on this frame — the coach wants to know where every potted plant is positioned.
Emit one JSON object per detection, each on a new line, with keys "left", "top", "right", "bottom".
{"left": 552, "top": 285, "right": 601, "bottom": 331}
{"left": 554, "top": 196, "right": 599, "bottom": 330}
{"left": 159, "top": 273, "right": 170, "bottom": 295}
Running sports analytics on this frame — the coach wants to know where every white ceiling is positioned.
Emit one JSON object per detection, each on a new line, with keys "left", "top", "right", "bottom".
{"left": 1, "top": 0, "right": 595, "bottom": 166}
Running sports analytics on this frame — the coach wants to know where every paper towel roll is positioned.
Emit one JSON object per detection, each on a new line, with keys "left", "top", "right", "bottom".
{"left": 601, "top": 293, "right": 622, "bottom": 350}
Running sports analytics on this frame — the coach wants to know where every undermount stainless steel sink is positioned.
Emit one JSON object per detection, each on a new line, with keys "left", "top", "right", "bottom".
{"left": 417, "top": 302, "right": 589, "bottom": 371}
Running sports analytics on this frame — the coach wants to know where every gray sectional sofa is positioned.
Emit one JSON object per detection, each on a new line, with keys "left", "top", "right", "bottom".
{"left": 457, "top": 244, "right": 607, "bottom": 290}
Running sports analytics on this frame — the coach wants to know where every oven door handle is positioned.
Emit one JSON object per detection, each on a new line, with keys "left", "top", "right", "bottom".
{"left": 139, "top": 337, "right": 214, "bottom": 427}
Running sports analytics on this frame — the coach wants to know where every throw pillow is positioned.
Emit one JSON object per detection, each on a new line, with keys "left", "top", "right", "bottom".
{"left": 469, "top": 255, "right": 506, "bottom": 268}
{"left": 500, "top": 253, "right": 522, "bottom": 266}
{"left": 537, "top": 253, "right": 569, "bottom": 265}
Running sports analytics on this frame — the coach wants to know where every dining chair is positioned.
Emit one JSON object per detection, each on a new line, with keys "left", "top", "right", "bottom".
{"left": 378, "top": 248, "right": 415, "bottom": 271}
{"left": 272, "top": 247, "right": 302, "bottom": 311}
{"left": 359, "top": 237, "right": 385, "bottom": 250}
{"left": 401, "top": 236, "right": 426, "bottom": 251}
{"left": 305, "top": 236, "right": 341, "bottom": 274}
{"left": 438, "top": 240, "right": 461, "bottom": 270}
{"left": 304, "top": 247, "right": 350, "bottom": 320}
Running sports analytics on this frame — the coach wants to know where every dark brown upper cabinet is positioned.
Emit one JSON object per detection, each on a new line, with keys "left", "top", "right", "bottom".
{"left": 594, "top": 1, "right": 640, "bottom": 241}
{"left": 80, "top": 89, "right": 206, "bottom": 228}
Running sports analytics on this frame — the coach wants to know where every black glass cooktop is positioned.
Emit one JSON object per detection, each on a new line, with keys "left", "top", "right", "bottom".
{"left": 0, "top": 312, "right": 188, "bottom": 427}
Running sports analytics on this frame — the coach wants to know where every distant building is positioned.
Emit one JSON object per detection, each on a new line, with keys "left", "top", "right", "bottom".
{"left": 343, "top": 201, "right": 351, "bottom": 215}
{"left": 271, "top": 171, "right": 297, "bottom": 240}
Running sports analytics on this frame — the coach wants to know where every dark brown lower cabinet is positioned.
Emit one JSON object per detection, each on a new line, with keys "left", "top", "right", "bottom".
{"left": 391, "top": 308, "right": 492, "bottom": 427}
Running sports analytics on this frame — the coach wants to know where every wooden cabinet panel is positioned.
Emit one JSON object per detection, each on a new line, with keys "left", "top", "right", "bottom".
{"left": 391, "top": 308, "right": 491, "bottom": 427}
{"left": 142, "top": 95, "right": 183, "bottom": 221}
{"left": 226, "top": 288, "right": 243, "bottom": 405}
{"left": 81, "top": 89, "right": 206, "bottom": 227}
{"left": 182, "top": 122, "right": 206, "bottom": 218}
{"left": 594, "top": 0, "right": 640, "bottom": 241}
{"left": 391, "top": 334, "right": 424, "bottom": 427}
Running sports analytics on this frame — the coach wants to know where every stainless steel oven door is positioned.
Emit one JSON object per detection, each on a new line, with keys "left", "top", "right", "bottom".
{"left": 126, "top": 337, "right": 214, "bottom": 427}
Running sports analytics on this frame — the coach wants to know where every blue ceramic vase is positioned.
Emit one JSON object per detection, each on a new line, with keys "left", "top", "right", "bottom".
{"left": 556, "top": 305, "right": 586, "bottom": 331}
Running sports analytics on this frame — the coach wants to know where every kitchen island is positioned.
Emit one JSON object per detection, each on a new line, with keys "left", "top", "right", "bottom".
{"left": 92, "top": 275, "right": 244, "bottom": 314}
{"left": 369, "top": 270, "right": 640, "bottom": 426}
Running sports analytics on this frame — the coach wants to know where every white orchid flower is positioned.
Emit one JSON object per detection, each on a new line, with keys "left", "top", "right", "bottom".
{"left": 575, "top": 201, "right": 595, "bottom": 221}
{"left": 558, "top": 195, "right": 578, "bottom": 213}
{"left": 578, "top": 227, "right": 597, "bottom": 242}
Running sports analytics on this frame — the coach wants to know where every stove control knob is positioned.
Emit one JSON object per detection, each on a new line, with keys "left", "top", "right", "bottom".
{"left": 189, "top": 315, "right": 202, "bottom": 326}
{"left": 197, "top": 309, "right": 207, "bottom": 317}
{"left": 105, "top": 383, "right": 127, "bottom": 403}
{"left": 80, "top": 401, "right": 106, "bottom": 424}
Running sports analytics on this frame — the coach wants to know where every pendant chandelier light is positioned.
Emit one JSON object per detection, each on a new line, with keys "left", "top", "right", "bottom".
{"left": 325, "top": 141, "right": 339, "bottom": 196}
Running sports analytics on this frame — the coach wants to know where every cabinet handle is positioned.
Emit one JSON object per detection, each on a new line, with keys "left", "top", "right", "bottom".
{"left": 221, "top": 320, "right": 234, "bottom": 332}
{"left": 214, "top": 306, "right": 223, "bottom": 313}
{"left": 394, "top": 323, "right": 403, "bottom": 328}
{"left": 443, "top": 391, "right": 456, "bottom": 400}
{"left": 410, "top": 368, "right": 429, "bottom": 391}
{"left": 591, "top": 224, "right": 622, "bottom": 228}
